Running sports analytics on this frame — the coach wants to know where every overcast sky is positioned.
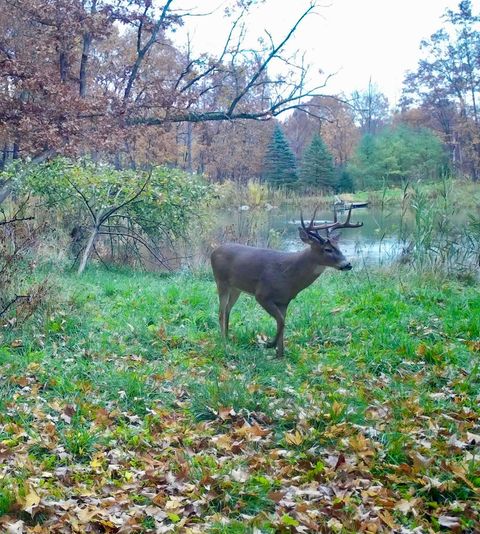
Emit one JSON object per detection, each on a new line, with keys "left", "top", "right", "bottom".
{"left": 179, "top": 0, "right": 480, "bottom": 107}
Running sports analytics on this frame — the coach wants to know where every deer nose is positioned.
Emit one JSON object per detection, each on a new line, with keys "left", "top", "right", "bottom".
{"left": 339, "top": 262, "right": 352, "bottom": 271}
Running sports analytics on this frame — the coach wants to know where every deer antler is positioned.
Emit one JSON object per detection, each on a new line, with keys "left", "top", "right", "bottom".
{"left": 310, "top": 205, "right": 363, "bottom": 233}
{"left": 300, "top": 205, "right": 319, "bottom": 232}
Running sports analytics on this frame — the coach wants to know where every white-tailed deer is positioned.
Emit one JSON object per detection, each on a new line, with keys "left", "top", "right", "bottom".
{"left": 211, "top": 206, "right": 363, "bottom": 357}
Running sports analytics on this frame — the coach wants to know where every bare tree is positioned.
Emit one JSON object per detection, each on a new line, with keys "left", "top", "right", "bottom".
{"left": 350, "top": 79, "right": 390, "bottom": 135}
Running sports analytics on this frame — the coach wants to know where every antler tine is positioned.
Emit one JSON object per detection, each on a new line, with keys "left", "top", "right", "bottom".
{"left": 300, "top": 210, "right": 306, "bottom": 230}
{"left": 309, "top": 205, "right": 319, "bottom": 230}
{"left": 341, "top": 205, "right": 363, "bottom": 228}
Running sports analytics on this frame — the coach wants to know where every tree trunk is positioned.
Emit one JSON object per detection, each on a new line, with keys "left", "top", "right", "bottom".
{"left": 0, "top": 144, "right": 8, "bottom": 170}
{"left": 79, "top": 32, "right": 92, "bottom": 97}
{"left": 78, "top": 227, "right": 98, "bottom": 275}
{"left": 59, "top": 50, "right": 69, "bottom": 83}
{"left": 185, "top": 122, "right": 193, "bottom": 173}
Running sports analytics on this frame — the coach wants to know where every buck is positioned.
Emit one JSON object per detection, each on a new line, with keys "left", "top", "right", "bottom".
{"left": 211, "top": 206, "right": 363, "bottom": 357}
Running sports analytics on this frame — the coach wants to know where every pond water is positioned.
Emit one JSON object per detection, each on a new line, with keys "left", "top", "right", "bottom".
{"left": 215, "top": 205, "right": 406, "bottom": 267}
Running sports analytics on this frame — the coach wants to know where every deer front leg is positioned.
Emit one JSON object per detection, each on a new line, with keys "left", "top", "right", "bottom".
{"left": 225, "top": 288, "right": 240, "bottom": 338}
{"left": 217, "top": 284, "right": 230, "bottom": 339}
{"left": 217, "top": 285, "right": 242, "bottom": 339}
{"left": 255, "top": 297, "right": 288, "bottom": 358}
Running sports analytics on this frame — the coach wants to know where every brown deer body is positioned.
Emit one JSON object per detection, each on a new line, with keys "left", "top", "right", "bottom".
{"left": 211, "top": 207, "right": 363, "bottom": 357}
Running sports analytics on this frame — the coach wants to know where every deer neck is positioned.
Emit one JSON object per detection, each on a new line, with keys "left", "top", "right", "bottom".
{"left": 288, "top": 248, "right": 326, "bottom": 294}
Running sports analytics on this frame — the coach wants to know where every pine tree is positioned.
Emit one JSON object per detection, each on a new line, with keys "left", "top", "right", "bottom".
{"left": 337, "top": 169, "right": 355, "bottom": 193}
{"left": 262, "top": 125, "right": 297, "bottom": 187}
{"left": 299, "top": 133, "right": 336, "bottom": 191}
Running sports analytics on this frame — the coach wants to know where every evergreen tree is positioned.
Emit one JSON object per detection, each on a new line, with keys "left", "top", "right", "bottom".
{"left": 348, "top": 126, "right": 447, "bottom": 188}
{"left": 337, "top": 169, "right": 355, "bottom": 193}
{"left": 262, "top": 125, "right": 297, "bottom": 187}
{"left": 299, "top": 133, "right": 336, "bottom": 191}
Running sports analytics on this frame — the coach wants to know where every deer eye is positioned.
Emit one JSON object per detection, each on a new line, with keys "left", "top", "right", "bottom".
{"left": 324, "top": 247, "right": 333, "bottom": 253}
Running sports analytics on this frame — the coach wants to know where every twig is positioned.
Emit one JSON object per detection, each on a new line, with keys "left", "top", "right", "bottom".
{"left": 0, "top": 295, "right": 30, "bottom": 318}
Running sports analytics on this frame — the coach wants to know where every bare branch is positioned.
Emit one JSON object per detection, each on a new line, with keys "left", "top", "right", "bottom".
{"left": 0, "top": 295, "right": 30, "bottom": 318}
{"left": 178, "top": 10, "right": 245, "bottom": 94}
{"left": 66, "top": 177, "right": 98, "bottom": 224}
{"left": 98, "top": 171, "right": 152, "bottom": 225}
{"left": 98, "top": 229, "right": 173, "bottom": 271}
{"left": 123, "top": 0, "right": 176, "bottom": 102}
{"left": 0, "top": 216, "right": 34, "bottom": 226}
{"left": 226, "top": 2, "right": 317, "bottom": 116}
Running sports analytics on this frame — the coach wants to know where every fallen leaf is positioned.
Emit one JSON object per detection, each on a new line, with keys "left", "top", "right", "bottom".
{"left": 395, "top": 499, "right": 415, "bottom": 514}
{"left": 285, "top": 430, "right": 303, "bottom": 445}
{"left": 332, "top": 401, "right": 346, "bottom": 416}
{"left": 438, "top": 515, "right": 460, "bottom": 528}
{"left": 466, "top": 340, "right": 480, "bottom": 352}
{"left": 378, "top": 510, "right": 396, "bottom": 529}
{"left": 77, "top": 508, "right": 101, "bottom": 523}
{"left": 22, "top": 488, "right": 40, "bottom": 515}
{"left": 327, "top": 518, "right": 343, "bottom": 532}
{"left": 218, "top": 406, "right": 235, "bottom": 420}
{"left": 6, "top": 520, "right": 25, "bottom": 534}
{"left": 231, "top": 467, "right": 249, "bottom": 482}
{"left": 334, "top": 452, "right": 346, "bottom": 470}
{"left": 280, "top": 514, "right": 299, "bottom": 527}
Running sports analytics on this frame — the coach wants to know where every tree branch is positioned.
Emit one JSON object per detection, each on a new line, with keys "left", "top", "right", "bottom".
{"left": 0, "top": 216, "right": 34, "bottom": 226}
{"left": 0, "top": 295, "right": 30, "bottom": 318}
{"left": 98, "top": 171, "right": 152, "bottom": 225}
{"left": 123, "top": 0, "right": 175, "bottom": 102}
{"left": 98, "top": 229, "right": 172, "bottom": 270}
{"left": 66, "top": 177, "right": 98, "bottom": 224}
{"left": 226, "top": 2, "right": 316, "bottom": 116}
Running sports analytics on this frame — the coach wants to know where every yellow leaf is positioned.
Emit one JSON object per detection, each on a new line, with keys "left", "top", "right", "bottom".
{"left": 90, "top": 455, "right": 104, "bottom": 469}
{"left": 349, "top": 433, "right": 370, "bottom": 452}
{"left": 285, "top": 430, "right": 303, "bottom": 446}
{"left": 77, "top": 508, "right": 100, "bottom": 523}
{"left": 98, "top": 519, "right": 116, "bottom": 528}
{"left": 22, "top": 488, "right": 40, "bottom": 514}
{"left": 466, "top": 340, "right": 480, "bottom": 352}
{"left": 332, "top": 401, "right": 345, "bottom": 416}
{"left": 378, "top": 510, "right": 396, "bottom": 529}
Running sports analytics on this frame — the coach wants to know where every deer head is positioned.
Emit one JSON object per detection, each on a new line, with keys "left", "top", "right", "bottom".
{"left": 298, "top": 205, "right": 363, "bottom": 271}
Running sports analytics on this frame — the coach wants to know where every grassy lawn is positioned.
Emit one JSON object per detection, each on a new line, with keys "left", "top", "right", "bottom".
{"left": 0, "top": 266, "right": 479, "bottom": 532}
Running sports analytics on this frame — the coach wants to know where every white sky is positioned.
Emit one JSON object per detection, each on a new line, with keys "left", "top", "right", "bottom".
{"left": 178, "top": 0, "right": 480, "bottom": 107}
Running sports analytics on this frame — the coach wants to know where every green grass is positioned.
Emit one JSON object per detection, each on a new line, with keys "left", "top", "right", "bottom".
{"left": 0, "top": 265, "right": 479, "bottom": 532}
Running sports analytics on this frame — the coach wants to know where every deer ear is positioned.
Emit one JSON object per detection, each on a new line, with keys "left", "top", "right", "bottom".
{"left": 329, "top": 231, "right": 341, "bottom": 243}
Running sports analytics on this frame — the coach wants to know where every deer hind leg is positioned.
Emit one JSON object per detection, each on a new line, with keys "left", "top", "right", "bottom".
{"left": 255, "top": 297, "right": 288, "bottom": 358}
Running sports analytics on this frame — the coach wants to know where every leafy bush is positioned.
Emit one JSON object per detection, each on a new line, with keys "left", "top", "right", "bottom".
{"left": 0, "top": 195, "right": 49, "bottom": 323}
{"left": 21, "top": 158, "right": 211, "bottom": 273}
